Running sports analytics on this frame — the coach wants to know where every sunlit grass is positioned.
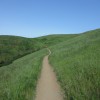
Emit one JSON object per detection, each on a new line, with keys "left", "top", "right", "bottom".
{"left": 0, "top": 49, "right": 47, "bottom": 100}
{"left": 49, "top": 29, "right": 100, "bottom": 100}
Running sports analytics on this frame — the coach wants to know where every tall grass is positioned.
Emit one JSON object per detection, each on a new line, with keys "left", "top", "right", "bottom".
{"left": 0, "top": 36, "right": 45, "bottom": 67}
{"left": 0, "top": 49, "right": 47, "bottom": 100}
{"left": 0, "top": 34, "right": 77, "bottom": 67}
{"left": 49, "top": 29, "right": 100, "bottom": 100}
{"left": 38, "top": 34, "right": 78, "bottom": 46}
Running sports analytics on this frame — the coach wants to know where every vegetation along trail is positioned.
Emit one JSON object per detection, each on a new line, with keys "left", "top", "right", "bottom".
{"left": 35, "top": 48, "right": 63, "bottom": 100}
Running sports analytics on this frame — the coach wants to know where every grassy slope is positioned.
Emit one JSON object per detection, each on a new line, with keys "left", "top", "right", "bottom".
{"left": 0, "top": 34, "right": 78, "bottom": 67}
{"left": 0, "top": 49, "right": 47, "bottom": 100}
{"left": 37, "top": 34, "right": 78, "bottom": 46}
{"left": 0, "top": 34, "right": 77, "bottom": 100}
{"left": 0, "top": 36, "right": 39, "bottom": 67}
{"left": 0, "top": 29, "right": 99, "bottom": 100}
{"left": 49, "top": 29, "right": 100, "bottom": 100}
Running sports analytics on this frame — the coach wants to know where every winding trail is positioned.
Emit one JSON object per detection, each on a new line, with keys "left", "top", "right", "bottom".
{"left": 35, "top": 49, "right": 63, "bottom": 100}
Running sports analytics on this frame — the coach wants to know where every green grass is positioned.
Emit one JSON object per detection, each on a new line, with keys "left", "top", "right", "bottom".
{"left": 0, "top": 49, "right": 47, "bottom": 100}
{"left": 49, "top": 29, "right": 100, "bottom": 100}
{"left": 0, "top": 34, "right": 78, "bottom": 100}
{"left": 0, "top": 34, "right": 77, "bottom": 67}
{"left": 0, "top": 35, "right": 41, "bottom": 67}
{"left": 0, "top": 29, "right": 100, "bottom": 100}
{"left": 37, "top": 34, "right": 78, "bottom": 46}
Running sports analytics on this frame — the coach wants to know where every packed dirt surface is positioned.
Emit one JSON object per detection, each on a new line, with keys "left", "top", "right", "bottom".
{"left": 35, "top": 49, "right": 63, "bottom": 100}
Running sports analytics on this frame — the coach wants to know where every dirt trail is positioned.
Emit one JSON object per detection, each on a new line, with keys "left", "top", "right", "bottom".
{"left": 35, "top": 49, "right": 63, "bottom": 100}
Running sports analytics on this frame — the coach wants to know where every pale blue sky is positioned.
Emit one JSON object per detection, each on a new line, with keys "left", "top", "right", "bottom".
{"left": 0, "top": 0, "right": 100, "bottom": 37}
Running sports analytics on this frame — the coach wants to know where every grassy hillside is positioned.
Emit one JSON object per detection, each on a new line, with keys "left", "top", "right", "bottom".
{"left": 0, "top": 34, "right": 78, "bottom": 67}
{"left": 49, "top": 29, "right": 100, "bottom": 100}
{"left": 0, "top": 36, "right": 42, "bottom": 67}
{"left": 37, "top": 34, "right": 78, "bottom": 46}
{"left": 0, "top": 29, "right": 99, "bottom": 100}
{"left": 0, "top": 34, "right": 78, "bottom": 100}
{"left": 0, "top": 49, "right": 47, "bottom": 100}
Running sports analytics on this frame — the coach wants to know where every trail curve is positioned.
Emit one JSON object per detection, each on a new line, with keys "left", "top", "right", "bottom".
{"left": 35, "top": 48, "right": 63, "bottom": 100}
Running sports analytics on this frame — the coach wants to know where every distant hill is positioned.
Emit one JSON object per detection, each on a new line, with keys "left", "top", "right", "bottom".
{"left": 0, "top": 36, "right": 43, "bottom": 67}
{"left": 37, "top": 34, "right": 78, "bottom": 46}
{"left": 0, "top": 34, "right": 78, "bottom": 67}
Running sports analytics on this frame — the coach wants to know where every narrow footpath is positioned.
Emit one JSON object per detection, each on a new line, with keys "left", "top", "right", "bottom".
{"left": 35, "top": 49, "right": 63, "bottom": 100}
